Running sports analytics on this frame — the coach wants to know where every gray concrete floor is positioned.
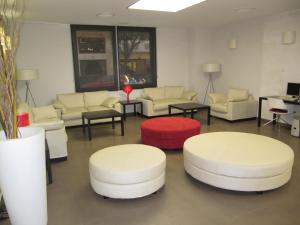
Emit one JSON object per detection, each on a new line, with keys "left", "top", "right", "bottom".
{"left": 1, "top": 113, "right": 300, "bottom": 225}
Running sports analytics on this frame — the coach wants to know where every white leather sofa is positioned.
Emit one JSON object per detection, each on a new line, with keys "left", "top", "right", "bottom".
{"left": 17, "top": 102, "right": 68, "bottom": 160}
{"left": 208, "top": 88, "right": 257, "bottom": 121}
{"left": 137, "top": 86, "right": 198, "bottom": 117}
{"left": 53, "top": 91, "right": 121, "bottom": 127}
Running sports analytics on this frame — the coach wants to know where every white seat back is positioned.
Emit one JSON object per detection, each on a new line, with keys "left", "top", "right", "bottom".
{"left": 267, "top": 98, "right": 288, "bottom": 111}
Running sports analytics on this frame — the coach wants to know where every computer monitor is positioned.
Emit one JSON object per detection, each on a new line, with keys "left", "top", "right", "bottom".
{"left": 287, "top": 82, "right": 300, "bottom": 97}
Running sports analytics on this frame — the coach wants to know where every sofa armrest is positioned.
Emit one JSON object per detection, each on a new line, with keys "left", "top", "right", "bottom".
{"left": 54, "top": 108, "right": 62, "bottom": 119}
{"left": 227, "top": 100, "right": 258, "bottom": 120}
{"left": 136, "top": 97, "right": 154, "bottom": 116}
{"left": 112, "top": 102, "right": 122, "bottom": 113}
{"left": 208, "top": 93, "right": 227, "bottom": 104}
{"left": 53, "top": 100, "right": 66, "bottom": 113}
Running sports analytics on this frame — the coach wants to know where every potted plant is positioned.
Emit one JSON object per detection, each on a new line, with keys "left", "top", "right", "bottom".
{"left": 0, "top": 1, "right": 47, "bottom": 224}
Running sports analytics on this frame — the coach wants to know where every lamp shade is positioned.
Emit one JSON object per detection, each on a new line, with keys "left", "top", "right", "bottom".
{"left": 17, "top": 69, "right": 39, "bottom": 81}
{"left": 202, "top": 63, "right": 221, "bottom": 73}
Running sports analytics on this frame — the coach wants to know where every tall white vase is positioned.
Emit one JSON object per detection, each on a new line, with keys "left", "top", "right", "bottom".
{"left": 0, "top": 127, "right": 48, "bottom": 225}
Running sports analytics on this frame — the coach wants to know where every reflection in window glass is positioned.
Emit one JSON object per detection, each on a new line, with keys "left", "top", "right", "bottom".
{"left": 71, "top": 26, "right": 118, "bottom": 92}
{"left": 118, "top": 28, "right": 156, "bottom": 88}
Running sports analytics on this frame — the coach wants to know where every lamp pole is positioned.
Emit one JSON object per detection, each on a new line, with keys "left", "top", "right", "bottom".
{"left": 203, "top": 72, "right": 215, "bottom": 104}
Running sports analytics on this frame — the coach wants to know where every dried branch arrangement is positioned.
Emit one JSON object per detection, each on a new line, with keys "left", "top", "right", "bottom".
{"left": 0, "top": 0, "right": 23, "bottom": 139}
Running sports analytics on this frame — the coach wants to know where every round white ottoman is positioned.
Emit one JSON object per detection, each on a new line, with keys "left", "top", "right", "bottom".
{"left": 89, "top": 144, "right": 166, "bottom": 199}
{"left": 183, "top": 132, "right": 294, "bottom": 192}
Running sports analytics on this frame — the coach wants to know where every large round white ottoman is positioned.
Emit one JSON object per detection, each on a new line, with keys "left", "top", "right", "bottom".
{"left": 89, "top": 144, "right": 166, "bottom": 199}
{"left": 183, "top": 132, "right": 294, "bottom": 192}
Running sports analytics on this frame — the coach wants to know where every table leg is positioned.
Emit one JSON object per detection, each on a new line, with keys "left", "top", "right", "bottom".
{"left": 123, "top": 104, "right": 126, "bottom": 121}
{"left": 207, "top": 107, "right": 211, "bottom": 125}
{"left": 168, "top": 106, "right": 171, "bottom": 115}
{"left": 112, "top": 117, "right": 115, "bottom": 129}
{"left": 140, "top": 102, "right": 143, "bottom": 117}
{"left": 88, "top": 120, "right": 92, "bottom": 141}
{"left": 273, "top": 114, "right": 276, "bottom": 125}
{"left": 82, "top": 115, "right": 85, "bottom": 134}
{"left": 183, "top": 110, "right": 187, "bottom": 117}
{"left": 134, "top": 104, "right": 137, "bottom": 116}
{"left": 191, "top": 110, "right": 194, "bottom": 119}
{"left": 258, "top": 97, "right": 262, "bottom": 127}
{"left": 121, "top": 116, "right": 124, "bottom": 136}
{"left": 45, "top": 139, "right": 52, "bottom": 184}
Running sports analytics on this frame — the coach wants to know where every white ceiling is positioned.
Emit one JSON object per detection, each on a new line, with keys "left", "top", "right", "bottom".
{"left": 24, "top": 0, "right": 300, "bottom": 28}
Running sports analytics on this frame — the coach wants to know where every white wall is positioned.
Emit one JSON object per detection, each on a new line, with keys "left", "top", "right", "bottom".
{"left": 260, "top": 10, "right": 300, "bottom": 119}
{"left": 187, "top": 28, "right": 213, "bottom": 103}
{"left": 205, "top": 10, "right": 300, "bottom": 120}
{"left": 260, "top": 10, "right": 300, "bottom": 96}
{"left": 211, "top": 18, "right": 264, "bottom": 98}
{"left": 156, "top": 28, "right": 189, "bottom": 88}
{"left": 16, "top": 22, "right": 191, "bottom": 106}
{"left": 17, "top": 22, "right": 75, "bottom": 105}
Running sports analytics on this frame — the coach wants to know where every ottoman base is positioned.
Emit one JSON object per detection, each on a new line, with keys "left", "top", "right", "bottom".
{"left": 184, "top": 162, "right": 292, "bottom": 192}
{"left": 90, "top": 172, "right": 165, "bottom": 199}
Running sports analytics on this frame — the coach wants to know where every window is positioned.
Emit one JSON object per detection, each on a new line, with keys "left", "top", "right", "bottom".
{"left": 71, "top": 25, "right": 118, "bottom": 92}
{"left": 71, "top": 25, "right": 156, "bottom": 92}
{"left": 117, "top": 27, "right": 157, "bottom": 89}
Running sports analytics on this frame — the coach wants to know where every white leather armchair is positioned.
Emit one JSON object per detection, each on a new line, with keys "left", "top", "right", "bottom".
{"left": 17, "top": 102, "right": 68, "bottom": 160}
{"left": 208, "top": 88, "right": 257, "bottom": 121}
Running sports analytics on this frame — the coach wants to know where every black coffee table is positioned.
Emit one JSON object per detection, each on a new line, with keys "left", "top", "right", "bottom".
{"left": 82, "top": 110, "right": 124, "bottom": 141}
{"left": 168, "top": 103, "right": 211, "bottom": 125}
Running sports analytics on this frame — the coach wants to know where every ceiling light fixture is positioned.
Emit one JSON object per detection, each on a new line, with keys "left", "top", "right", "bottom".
{"left": 96, "top": 12, "right": 115, "bottom": 17}
{"left": 128, "top": 0, "right": 207, "bottom": 12}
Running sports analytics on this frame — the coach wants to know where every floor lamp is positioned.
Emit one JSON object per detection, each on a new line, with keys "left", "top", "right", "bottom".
{"left": 17, "top": 69, "right": 39, "bottom": 106}
{"left": 202, "top": 63, "right": 221, "bottom": 104}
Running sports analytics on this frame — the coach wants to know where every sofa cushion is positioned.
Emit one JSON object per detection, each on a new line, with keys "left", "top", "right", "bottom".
{"left": 211, "top": 103, "right": 228, "bottom": 113}
{"left": 144, "top": 87, "right": 165, "bottom": 100}
{"left": 228, "top": 88, "right": 249, "bottom": 102}
{"left": 84, "top": 91, "right": 109, "bottom": 107}
{"left": 87, "top": 106, "right": 111, "bottom": 112}
{"left": 57, "top": 93, "right": 85, "bottom": 108}
{"left": 101, "top": 97, "right": 119, "bottom": 108}
{"left": 153, "top": 98, "right": 192, "bottom": 111}
{"left": 32, "top": 105, "right": 58, "bottom": 123}
{"left": 165, "top": 86, "right": 184, "bottom": 99}
{"left": 62, "top": 107, "right": 86, "bottom": 120}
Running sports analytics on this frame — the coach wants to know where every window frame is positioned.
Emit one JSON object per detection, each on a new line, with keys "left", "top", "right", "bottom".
{"left": 71, "top": 25, "right": 157, "bottom": 92}
{"left": 70, "top": 25, "right": 118, "bottom": 92}
{"left": 117, "top": 26, "right": 157, "bottom": 89}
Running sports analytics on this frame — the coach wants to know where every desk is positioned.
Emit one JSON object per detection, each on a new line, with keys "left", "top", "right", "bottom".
{"left": 257, "top": 96, "right": 300, "bottom": 127}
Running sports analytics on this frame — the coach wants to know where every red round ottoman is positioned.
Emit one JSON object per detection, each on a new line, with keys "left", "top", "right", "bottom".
{"left": 141, "top": 117, "right": 201, "bottom": 149}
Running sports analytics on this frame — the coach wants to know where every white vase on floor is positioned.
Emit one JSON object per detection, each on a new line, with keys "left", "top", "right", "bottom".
{"left": 0, "top": 127, "right": 48, "bottom": 225}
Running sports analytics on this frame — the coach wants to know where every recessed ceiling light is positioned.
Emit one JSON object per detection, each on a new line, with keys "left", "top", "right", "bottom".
{"left": 96, "top": 12, "right": 115, "bottom": 17}
{"left": 118, "top": 22, "right": 129, "bottom": 25}
{"left": 236, "top": 8, "right": 256, "bottom": 13}
{"left": 128, "top": 0, "right": 207, "bottom": 12}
